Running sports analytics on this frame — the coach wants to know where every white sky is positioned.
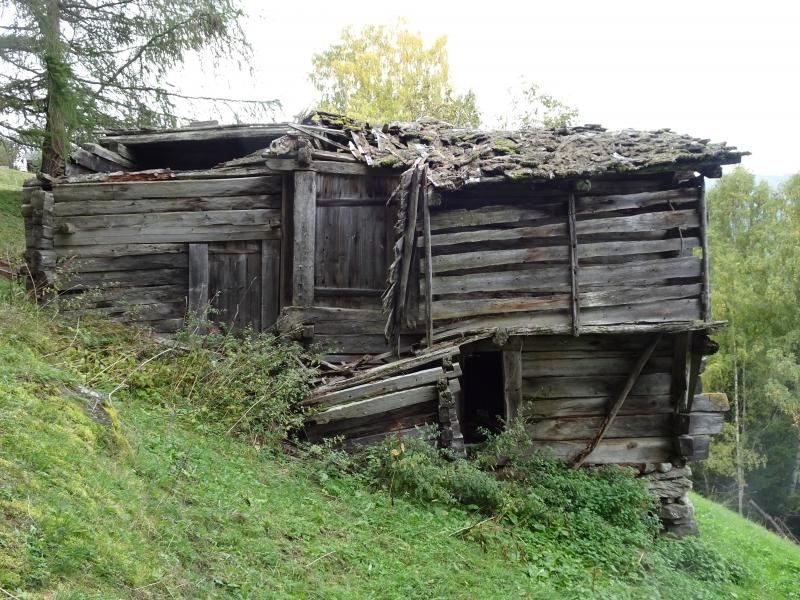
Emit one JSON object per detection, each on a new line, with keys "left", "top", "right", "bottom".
{"left": 175, "top": 0, "right": 799, "bottom": 175}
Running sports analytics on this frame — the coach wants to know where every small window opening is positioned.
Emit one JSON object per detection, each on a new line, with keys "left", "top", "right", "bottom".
{"left": 461, "top": 352, "right": 506, "bottom": 443}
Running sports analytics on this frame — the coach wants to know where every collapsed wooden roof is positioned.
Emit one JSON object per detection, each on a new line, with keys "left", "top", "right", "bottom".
{"left": 266, "top": 111, "right": 748, "bottom": 191}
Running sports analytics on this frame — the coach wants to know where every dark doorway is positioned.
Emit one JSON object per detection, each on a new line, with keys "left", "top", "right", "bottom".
{"left": 461, "top": 352, "right": 506, "bottom": 443}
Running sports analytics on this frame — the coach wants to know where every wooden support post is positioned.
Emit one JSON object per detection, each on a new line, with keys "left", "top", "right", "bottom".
{"left": 567, "top": 191, "right": 580, "bottom": 336}
{"left": 502, "top": 350, "right": 522, "bottom": 424}
{"left": 698, "top": 178, "right": 711, "bottom": 321}
{"left": 671, "top": 331, "right": 692, "bottom": 414}
{"left": 421, "top": 166, "right": 434, "bottom": 348}
{"left": 261, "top": 239, "right": 281, "bottom": 331}
{"left": 292, "top": 169, "right": 316, "bottom": 307}
{"left": 395, "top": 162, "right": 422, "bottom": 327}
{"left": 571, "top": 333, "right": 663, "bottom": 468}
{"left": 188, "top": 243, "right": 209, "bottom": 333}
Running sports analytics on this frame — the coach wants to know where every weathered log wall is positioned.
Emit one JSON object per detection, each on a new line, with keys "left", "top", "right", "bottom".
{"left": 422, "top": 175, "right": 706, "bottom": 341}
{"left": 26, "top": 175, "right": 283, "bottom": 333}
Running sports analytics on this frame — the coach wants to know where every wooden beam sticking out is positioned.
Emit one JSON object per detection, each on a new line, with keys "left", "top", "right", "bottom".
{"left": 188, "top": 243, "right": 209, "bottom": 333}
{"left": 698, "top": 179, "right": 711, "bottom": 321}
{"left": 421, "top": 167, "right": 434, "bottom": 348}
{"left": 571, "top": 333, "right": 663, "bottom": 469}
{"left": 395, "top": 161, "right": 422, "bottom": 328}
{"left": 567, "top": 191, "right": 580, "bottom": 336}
{"left": 292, "top": 170, "right": 316, "bottom": 306}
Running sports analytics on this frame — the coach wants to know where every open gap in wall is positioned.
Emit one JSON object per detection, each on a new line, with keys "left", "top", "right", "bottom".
{"left": 461, "top": 352, "right": 505, "bottom": 443}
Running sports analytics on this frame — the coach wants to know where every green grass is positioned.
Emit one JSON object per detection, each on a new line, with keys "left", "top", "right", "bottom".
{"left": 0, "top": 168, "right": 33, "bottom": 260}
{"left": 1, "top": 170, "right": 799, "bottom": 599}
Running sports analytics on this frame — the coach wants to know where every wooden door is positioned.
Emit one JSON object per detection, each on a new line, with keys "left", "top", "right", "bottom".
{"left": 188, "top": 239, "right": 280, "bottom": 333}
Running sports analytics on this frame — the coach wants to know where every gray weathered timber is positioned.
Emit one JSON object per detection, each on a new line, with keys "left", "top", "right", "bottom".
{"left": 277, "top": 306, "right": 387, "bottom": 335}
{"left": 54, "top": 208, "right": 280, "bottom": 231}
{"left": 528, "top": 413, "right": 673, "bottom": 441}
{"left": 523, "top": 395, "right": 673, "bottom": 419}
{"left": 422, "top": 184, "right": 434, "bottom": 347}
{"left": 55, "top": 226, "right": 280, "bottom": 247}
{"left": 571, "top": 333, "right": 663, "bottom": 468}
{"left": 292, "top": 170, "right": 316, "bottom": 306}
{"left": 81, "top": 143, "right": 137, "bottom": 170}
{"left": 671, "top": 331, "right": 692, "bottom": 413}
{"left": 63, "top": 284, "right": 186, "bottom": 306}
{"left": 309, "top": 385, "right": 438, "bottom": 424}
{"left": 524, "top": 371, "right": 670, "bottom": 399}
{"left": 428, "top": 238, "right": 700, "bottom": 274}
{"left": 568, "top": 191, "right": 580, "bottom": 336}
{"left": 532, "top": 437, "right": 673, "bottom": 464}
{"left": 71, "top": 147, "right": 125, "bottom": 174}
{"left": 101, "top": 124, "right": 291, "bottom": 146}
{"left": 678, "top": 412, "right": 724, "bottom": 435}
{"left": 52, "top": 176, "right": 281, "bottom": 202}
{"left": 521, "top": 355, "right": 673, "bottom": 377}
{"left": 431, "top": 257, "right": 702, "bottom": 296}
{"left": 698, "top": 179, "right": 711, "bottom": 321}
{"left": 264, "top": 158, "right": 398, "bottom": 177}
{"left": 429, "top": 203, "right": 562, "bottom": 231}
{"left": 304, "top": 366, "right": 446, "bottom": 407}
{"left": 53, "top": 194, "right": 280, "bottom": 217}
{"left": 261, "top": 239, "right": 281, "bottom": 330}
{"left": 60, "top": 268, "right": 187, "bottom": 289}
{"left": 677, "top": 434, "right": 710, "bottom": 459}
{"left": 54, "top": 243, "right": 184, "bottom": 258}
{"left": 188, "top": 243, "right": 209, "bottom": 325}
{"left": 574, "top": 187, "right": 698, "bottom": 214}
{"left": 691, "top": 393, "right": 730, "bottom": 412}
{"left": 426, "top": 209, "right": 699, "bottom": 247}
{"left": 502, "top": 350, "right": 522, "bottom": 423}
{"left": 62, "top": 252, "right": 188, "bottom": 273}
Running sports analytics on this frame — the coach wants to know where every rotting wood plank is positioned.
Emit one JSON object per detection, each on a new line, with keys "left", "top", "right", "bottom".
{"left": 431, "top": 256, "right": 702, "bottom": 296}
{"left": 422, "top": 176, "right": 434, "bottom": 348}
{"left": 54, "top": 243, "right": 185, "bottom": 258}
{"left": 80, "top": 143, "right": 137, "bottom": 170}
{"left": 522, "top": 394, "right": 673, "bottom": 419}
{"left": 261, "top": 239, "right": 281, "bottom": 330}
{"left": 60, "top": 268, "right": 187, "bottom": 290}
{"left": 53, "top": 176, "right": 281, "bottom": 202}
{"left": 574, "top": 187, "right": 698, "bottom": 215}
{"left": 63, "top": 252, "right": 188, "bottom": 273}
{"left": 304, "top": 366, "right": 446, "bottom": 408}
{"left": 54, "top": 208, "right": 280, "bottom": 231}
{"left": 55, "top": 227, "right": 280, "bottom": 247}
{"left": 691, "top": 393, "right": 730, "bottom": 412}
{"left": 698, "top": 179, "right": 711, "bottom": 321}
{"left": 502, "top": 350, "right": 522, "bottom": 423}
{"left": 309, "top": 385, "right": 438, "bottom": 425}
{"left": 523, "top": 371, "right": 670, "bottom": 399}
{"left": 53, "top": 194, "right": 281, "bottom": 217}
{"left": 427, "top": 238, "right": 701, "bottom": 274}
{"left": 671, "top": 331, "right": 693, "bottom": 413}
{"left": 567, "top": 191, "right": 580, "bottom": 336}
{"left": 61, "top": 284, "right": 185, "bottom": 306}
{"left": 532, "top": 437, "right": 673, "bottom": 464}
{"left": 292, "top": 170, "right": 316, "bottom": 306}
{"left": 677, "top": 412, "right": 724, "bottom": 435}
{"left": 528, "top": 413, "right": 673, "bottom": 441}
{"left": 571, "top": 333, "right": 663, "bottom": 468}
{"left": 521, "top": 355, "right": 673, "bottom": 377}
{"left": 676, "top": 434, "right": 710, "bottom": 459}
{"left": 395, "top": 163, "right": 422, "bottom": 331}
{"left": 264, "top": 158, "right": 398, "bottom": 177}
{"left": 188, "top": 243, "right": 209, "bottom": 329}
{"left": 425, "top": 209, "right": 699, "bottom": 247}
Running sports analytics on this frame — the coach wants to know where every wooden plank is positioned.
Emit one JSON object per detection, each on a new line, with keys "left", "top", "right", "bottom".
{"left": 314, "top": 334, "right": 393, "bottom": 355}
{"left": 523, "top": 371, "right": 670, "bottom": 399}
{"left": 671, "top": 332, "right": 692, "bottom": 413}
{"left": 575, "top": 187, "right": 698, "bottom": 215}
{"left": 531, "top": 437, "right": 673, "bottom": 464}
{"left": 307, "top": 401, "right": 437, "bottom": 441}
{"left": 677, "top": 434, "right": 710, "bottom": 459}
{"left": 264, "top": 158, "right": 399, "bottom": 176}
{"left": 55, "top": 227, "right": 280, "bottom": 246}
{"left": 54, "top": 243, "right": 185, "bottom": 258}
{"left": 71, "top": 147, "right": 124, "bottom": 173}
{"left": 81, "top": 142, "right": 137, "bottom": 170}
{"left": 431, "top": 285, "right": 702, "bottom": 322}
{"left": 429, "top": 203, "right": 562, "bottom": 231}
{"left": 521, "top": 355, "right": 673, "bottom": 377}
{"left": 53, "top": 194, "right": 281, "bottom": 217}
{"left": 304, "top": 366, "right": 446, "bottom": 407}
{"left": 309, "top": 385, "right": 437, "bottom": 424}
{"left": 277, "top": 306, "right": 387, "bottom": 335}
{"left": 395, "top": 165, "right": 422, "bottom": 328}
{"left": 62, "top": 284, "right": 186, "bottom": 307}
{"left": 61, "top": 268, "right": 186, "bottom": 290}
{"left": 292, "top": 170, "right": 316, "bottom": 306}
{"left": 522, "top": 395, "right": 673, "bottom": 419}
{"left": 432, "top": 299, "right": 703, "bottom": 341}
{"left": 502, "top": 350, "right": 522, "bottom": 423}
{"left": 422, "top": 183, "right": 434, "bottom": 347}
{"left": 102, "top": 124, "right": 290, "bottom": 146}
{"left": 568, "top": 191, "right": 580, "bottom": 336}
{"left": 571, "top": 333, "right": 663, "bottom": 468}
{"left": 64, "top": 253, "right": 188, "bottom": 273}
{"left": 677, "top": 412, "right": 724, "bottom": 435}
{"left": 426, "top": 209, "right": 699, "bottom": 247}
{"left": 54, "top": 208, "right": 280, "bottom": 231}
{"left": 529, "top": 413, "right": 673, "bottom": 441}
{"left": 261, "top": 239, "right": 281, "bottom": 330}
{"left": 53, "top": 176, "right": 281, "bottom": 202}
{"left": 698, "top": 179, "right": 711, "bottom": 321}
{"left": 691, "top": 393, "right": 730, "bottom": 412}
{"left": 187, "top": 244, "right": 209, "bottom": 326}
{"left": 432, "top": 257, "right": 701, "bottom": 296}
{"left": 429, "top": 238, "right": 700, "bottom": 274}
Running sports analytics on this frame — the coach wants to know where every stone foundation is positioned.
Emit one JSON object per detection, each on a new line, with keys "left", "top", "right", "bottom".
{"left": 639, "top": 462, "right": 698, "bottom": 537}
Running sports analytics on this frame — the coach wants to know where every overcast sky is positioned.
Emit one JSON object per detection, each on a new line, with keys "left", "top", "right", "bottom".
{"left": 177, "top": 0, "right": 799, "bottom": 175}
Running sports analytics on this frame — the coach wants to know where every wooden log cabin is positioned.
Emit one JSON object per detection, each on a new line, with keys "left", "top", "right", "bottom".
{"left": 22, "top": 112, "right": 746, "bottom": 474}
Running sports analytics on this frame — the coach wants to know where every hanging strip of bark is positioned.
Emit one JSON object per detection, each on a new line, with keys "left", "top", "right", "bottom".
{"left": 571, "top": 333, "right": 663, "bottom": 469}
{"left": 421, "top": 166, "right": 434, "bottom": 347}
{"left": 567, "top": 190, "right": 580, "bottom": 336}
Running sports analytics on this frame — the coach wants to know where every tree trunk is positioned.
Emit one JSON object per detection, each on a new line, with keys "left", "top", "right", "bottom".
{"left": 789, "top": 434, "right": 800, "bottom": 502}
{"left": 732, "top": 337, "right": 744, "bottom": 516}
{"left": 40, "top": 0, "right": 67, "bottom": 177}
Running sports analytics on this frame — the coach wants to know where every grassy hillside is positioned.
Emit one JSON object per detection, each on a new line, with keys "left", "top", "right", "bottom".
{"left": 0, "top": 168, "right": 32, "bottom": 260}
{"left": 1, "top": 174, "right": 799, "bottom": 599}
